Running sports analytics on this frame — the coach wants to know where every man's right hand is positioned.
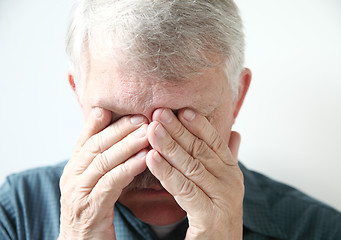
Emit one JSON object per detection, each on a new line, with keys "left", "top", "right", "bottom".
{"left": 58, "top": 107, "right": 149, "bottom": 239}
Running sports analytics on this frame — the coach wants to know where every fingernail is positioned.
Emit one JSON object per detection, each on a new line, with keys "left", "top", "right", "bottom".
{"left": 155, "top": 124, "right": 166, "bottom": 138}
{"left": 130, "top": 115, "right": 145, "bottom": 125}
{"left": 183, "top": 109, "right": 196, "bottom": 121}
{"left": 160, "top": 109, "right": 172, "bottom": 124}
{"left": 135, "top": 125, "right": 146, "bottom": 137}
{"left": 92, "top": 107, "right": 103, "bottom": 118}
{"left": 153, "top": 151, "right": 162, "bottom": 163}
{"left": 136, "top": 150, "right": 147, "bottom": 159}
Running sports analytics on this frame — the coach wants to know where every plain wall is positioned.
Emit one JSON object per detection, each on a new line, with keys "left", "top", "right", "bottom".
{"left": 0, "top": 0, "right": 340, "bottom": 211}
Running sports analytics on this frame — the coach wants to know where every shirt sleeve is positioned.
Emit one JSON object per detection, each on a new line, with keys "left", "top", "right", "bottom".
{"left": 0, "top": 180, "right": 18, "bottom": 240}
{"left": 0, "top": 164, "right": 64, "bottom": 240}
{"left": 330, "top": 212, "right": 341, "bottom": 240}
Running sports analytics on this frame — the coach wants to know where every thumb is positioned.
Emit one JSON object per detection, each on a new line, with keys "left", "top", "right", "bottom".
{"left": 228, "top": 131, "right": 241, "bottom": 161}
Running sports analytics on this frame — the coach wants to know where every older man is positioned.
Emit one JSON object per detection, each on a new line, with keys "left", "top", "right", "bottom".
{"left": 0, "top": 0, "right": 340, "bottom": 239}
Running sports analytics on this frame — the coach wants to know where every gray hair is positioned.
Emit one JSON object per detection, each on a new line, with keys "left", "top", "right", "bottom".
{"left": 66, "top": 0, "right": 245, "bottom": 97}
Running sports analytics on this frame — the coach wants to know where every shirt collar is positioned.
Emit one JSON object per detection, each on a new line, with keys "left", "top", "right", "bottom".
{"left": 114, "top": 203, "right": 188, "bottom": 240}
{"left": 239, "top": 162, "right": 288, "bottom": 239}
{"left": 114, "top": 202, "right": 157, "bottom": 239}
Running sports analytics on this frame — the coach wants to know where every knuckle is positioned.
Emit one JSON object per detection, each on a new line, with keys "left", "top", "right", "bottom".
{"left": 165, "top": 139, "right": 179, "bottom": 157}
{"left": 93, "top": 153, "right": 110, "bottom": 175}
{"left": 172, "top": 123, "right": 186, "bottom": 139}
{"left": 178, "top": 180, "right": 196, "bottom": 199}
{"left": 86, "top": 135, "right": 103, "bottom": 154}
{"left": 186, "top": 137, "right": 196, "bottom": 153}
{"left": 185, "top": 157, "right": 205, "bottom": 178}
{"left": 119, "top": 162, "right": 129, "bottom": 175}
{"left": 116, "top": 163, "right": 131, "bottom": 185}
{"left": 192, "top": 138, "right": 208, "bottom": 157}
{"left": 118, "top": 139, "right": 131, "bottom": 156}
{"left": 110, "top": 163, "right": 133, "bottom": 188}
{"left": 111, "top": 120, "right": 124, "bottom": 137}
{"left": 163, "top": 164, "right": 176, "bottom": 181}
{"left": 98, "top": 163, "right": 132, "bottom": 193}
{"left": 100, "top": 174, "right": 119, "bottom": 193}
{"left": 207, "top": 128, "right": 224, "bottom": 150}
{"left": 214, "top": 135, "right": 224, "bottom": 148}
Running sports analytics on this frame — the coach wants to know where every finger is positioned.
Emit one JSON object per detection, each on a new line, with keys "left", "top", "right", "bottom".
{"left": 178, "top": 108, "right": 235, "bottom": 166}
{"left": 90, "top": 149, "right": 148, "bottom": 207}
{"left": 228, "top": 131, "right": 241, "bottom": 161}
{"left": 147, "top": 121, "right": 216, "bottom": 195}
{"left": 153, "top": 108, "right": 199, "bottom": 154}
{"left": 63, "top": 107, "right": 111, "bottom": 176}
{"left": 80, "top": 124, "right": 149, "bottom": 189}
{"left": 152, "top": 108, "right": 222, "bottom": 173}
{"left": 73, "top": 115, "right": 148, "bottom": 172}
{"left": 75, "top": 107, "right": 111, "bottom": 152}
{"left": 146, "top": 150, "right": 212, "bottom": 219}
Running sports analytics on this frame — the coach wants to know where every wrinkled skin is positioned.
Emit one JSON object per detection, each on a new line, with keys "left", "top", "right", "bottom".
{"left": 58, "top": 56, "right": 251, "bottom": 239}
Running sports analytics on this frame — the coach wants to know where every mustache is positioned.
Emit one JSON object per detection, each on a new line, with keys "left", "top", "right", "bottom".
{"left": 124, "top": 168, "right": 161, "bottom": 191}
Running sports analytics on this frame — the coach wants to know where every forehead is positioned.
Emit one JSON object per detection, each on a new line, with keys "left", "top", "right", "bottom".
{"left": 84, "top": 58, "right": 230, "bottom": 119}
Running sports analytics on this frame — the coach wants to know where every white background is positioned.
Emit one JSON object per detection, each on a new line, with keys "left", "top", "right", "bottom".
{"left": 0, "top": 0, "right": 340, "bottom": 211}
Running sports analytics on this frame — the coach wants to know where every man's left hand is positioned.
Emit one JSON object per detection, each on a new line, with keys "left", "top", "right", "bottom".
{"left": 146, "top": 108, "right": 244, "bottom": 240}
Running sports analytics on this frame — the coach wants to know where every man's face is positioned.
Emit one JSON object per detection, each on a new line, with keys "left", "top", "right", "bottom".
{"left": 77, "top": 56, "right": 239, "bottom": 225}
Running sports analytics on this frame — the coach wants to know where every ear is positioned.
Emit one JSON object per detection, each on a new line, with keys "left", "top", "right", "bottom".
{"left": 68, "top": 72, "right": 83, "bottom": 109}
{"left": 233, "top": 68, "right": 252, "bottom": 119}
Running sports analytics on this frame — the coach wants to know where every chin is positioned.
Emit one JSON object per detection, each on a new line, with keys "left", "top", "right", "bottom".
{"left": 118, "top": 187, "right": 186, "bottom": 225}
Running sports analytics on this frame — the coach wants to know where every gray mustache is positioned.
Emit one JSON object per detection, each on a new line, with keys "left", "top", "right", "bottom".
{"left": 125, "top": 168, "right": 161, "bottom": 191}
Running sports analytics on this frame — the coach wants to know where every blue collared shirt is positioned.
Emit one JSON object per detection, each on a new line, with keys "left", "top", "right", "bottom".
{"left": 0, "top": 161, "right": 340, "bottom": 239}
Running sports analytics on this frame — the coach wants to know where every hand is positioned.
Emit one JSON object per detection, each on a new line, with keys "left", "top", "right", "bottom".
{"left": 146, "top": 108, "right": 244, "bottom": 240}
{"left": 58, "top": 107, "right": 149, "bottom": 239}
